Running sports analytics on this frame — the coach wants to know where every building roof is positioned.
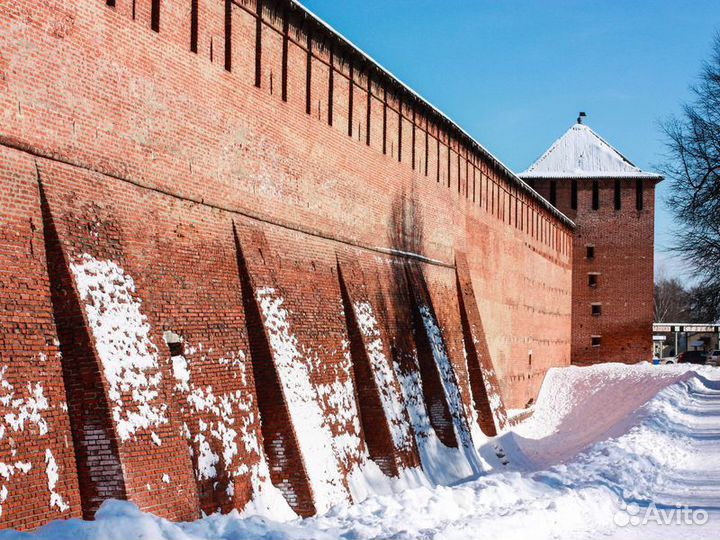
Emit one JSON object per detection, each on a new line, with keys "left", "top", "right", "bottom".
{"left": 519, "top": 122, "right": 663, "bottom": 180}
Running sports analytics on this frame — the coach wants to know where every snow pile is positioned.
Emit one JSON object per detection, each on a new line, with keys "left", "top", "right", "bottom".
{"left": 511, "top": 362, "right": 699, "bottom": 467}
{"left": 6, "top": 363, "right": 720, "bottom": 539}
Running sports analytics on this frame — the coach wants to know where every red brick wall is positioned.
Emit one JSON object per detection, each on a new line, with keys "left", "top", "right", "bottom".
{"left": 532, "top": 178, "right": 656, "bottom": 365}
{"left": 0, "top": 147, "right": 82, "bottom": 530}
{"left": 0, "top": 0, "right": 573, "bottom": 528}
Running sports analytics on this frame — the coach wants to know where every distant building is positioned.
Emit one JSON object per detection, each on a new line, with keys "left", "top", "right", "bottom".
{"left": 519, "top": 119, "right": 662, "bottom": 365}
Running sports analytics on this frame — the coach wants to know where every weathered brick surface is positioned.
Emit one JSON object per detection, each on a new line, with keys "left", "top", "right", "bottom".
{"left": 338, "top": 257, "right": 420, "bottom": 474}
{"left": 455, "top": 252, "right": 508, "bottom": 436}
{"left": 533, "top": 179, "right": 656, "bottom": 365}
{"left": 0, "top": 0, "right": 574, "bottom": 528}
{"left": 0, "top": 147, "right": 82, "bottom": 530}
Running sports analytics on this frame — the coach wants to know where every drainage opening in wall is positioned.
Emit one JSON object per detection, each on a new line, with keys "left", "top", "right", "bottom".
{"left": 163, "top": 331, "right": 184, "bottom": 357}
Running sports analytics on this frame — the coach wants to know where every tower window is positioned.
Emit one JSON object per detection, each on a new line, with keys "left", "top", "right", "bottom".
{"left": 591, "top": 304, "right": 602, "bottom": 316}
{"left": 592, "top": 180, "right": 599, "bottom": 210}
{"left": 549, "top": 180, "right": 557, "bottom": 207}
{"left": 586, "top": 245, "right": 595, "bottom": 259}
{"left": 636, "top": 179, "right": 644, "bottom": 211}
{"left": 614, "top": 179, "right": 621, "bottom": 210}
{"left": 151, "top": 0, "right": 160, "bottom": 32}
{"left": 571, "top": 179, "right": 578, "bottom": 210}
{"left": 591, "top": 336, "right": 601, "bottom": 347}
{"left": 588, "top": 273, "right": 598, "bottom": 287}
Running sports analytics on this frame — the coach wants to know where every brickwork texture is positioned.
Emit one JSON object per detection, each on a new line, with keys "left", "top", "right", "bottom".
{"left": 0, "top": 0, "right": 575, "bottom": 529}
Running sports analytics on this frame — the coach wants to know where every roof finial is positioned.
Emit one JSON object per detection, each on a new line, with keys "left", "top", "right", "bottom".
{"left": 577, "top": 111, "right": 587, "bottom": 125}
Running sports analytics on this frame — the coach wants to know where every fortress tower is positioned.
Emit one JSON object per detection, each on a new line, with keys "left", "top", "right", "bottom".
{"left": 519, "top": 118, "right": 662, "bottom": 365}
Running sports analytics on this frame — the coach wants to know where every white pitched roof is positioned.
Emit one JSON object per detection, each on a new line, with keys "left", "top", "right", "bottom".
{"left": 519, "top": 123, "right": 662, "bottom": 179}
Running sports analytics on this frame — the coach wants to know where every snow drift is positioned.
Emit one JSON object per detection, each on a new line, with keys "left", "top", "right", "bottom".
{"left": 3, "top": 362, "right": 719, "bottom": 540}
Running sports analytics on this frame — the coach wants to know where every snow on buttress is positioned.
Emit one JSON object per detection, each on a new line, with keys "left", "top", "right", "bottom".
{"left": 352, "top": 301, "right": 413, "bottom": 452}
{"left": 418, "top": 307, "right": 478, "bottom": 455}
{"left": 70, "top": 254, "right": 167, "bottom": 442}
{"left": 14, "top": 362, "right": 720, "bottom": 540}
{"left": 44, "top": 450, "right": 69, "bottom": 513}
{"left": 315, "top": 338, "right": 364, "bottom": 473}
{"left": 520, "top": 123, "right": 661, "bottom": 179}
{"left": 170, "top": 341, "right": 293, "bottom": 519}
{"left": 393, "top": 352, "right": 478, "bottom": 485}
{"left": 255, "top": 287, "right": 348, "bottom": 512}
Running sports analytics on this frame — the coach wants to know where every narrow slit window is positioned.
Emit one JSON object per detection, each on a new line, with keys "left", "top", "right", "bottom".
{"left": 347, "top": 64, "right": 353, "bottom": 136}
{"left": 614, "top": 179, "right": 621, "bottom": 210}
{"left": 592, "top": 180, "right": 599, "bottom": 210}
{"left": 306, "top": 32, "right": 312, "bottom": 114}
{"left": 424, "top": 129, "right": 429, "bottom": 176}
{"left": 327, "top": 47, "right": 334, "bottom": 127}
{"left": 636, "top": 179, "right": 644, "bottom": 210}
{"left": 586, "top": 245, "right": 595, "bottom": 259}
{"left": 224, "top": 0, "right": 233, "bottom": 71}
{"left": 190, "top": 0, "right": 199, "bottom": 52}
{"left": 588, "top": 274, "right": 598, "bottom": 288}
{"left": 591, "top": 336, "right": 601, "bottom": 347}
{"left": 397, "top": 102, "right": 402, "bottom": 163}
{"left": 255, "top": 0, "right": 263, "bottom": 88}
{"left": 549, "top": 180, "right": 557, "bottom": 207}
{"left": 571, "top": 179, "right": 578, "bottom": 210}
{"left": 365, "top": 77, "right": 371, "bottom": 145}
{"left": 591, "top": 304, "right": 602, "bottom": 316}
{"left": 151, "top": 0, "right": 160, "bottom": 32}
{"left": 382, "top": 89, "right": 387, "bottom": 155}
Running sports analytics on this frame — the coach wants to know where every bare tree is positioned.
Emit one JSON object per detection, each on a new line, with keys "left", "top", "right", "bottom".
{"left": 662, "top": 32, "right": 720, "bottom": 323}
{"left": 687, "top": 282, "right": 720, "bottom": 323}
{"left": 654, "top": 278, "right": 690, "bottom": 322}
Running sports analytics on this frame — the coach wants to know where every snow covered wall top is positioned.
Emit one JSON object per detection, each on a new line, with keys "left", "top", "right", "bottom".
{"left": 520, "top": 123, "right": 662, "bottom": 179}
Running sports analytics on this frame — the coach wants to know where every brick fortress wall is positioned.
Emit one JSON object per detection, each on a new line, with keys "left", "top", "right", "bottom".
{"left": 0, "top": 0, "right": 572, "bottom": 528}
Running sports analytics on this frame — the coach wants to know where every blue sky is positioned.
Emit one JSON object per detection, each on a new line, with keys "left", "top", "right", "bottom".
{"left": 301, "top": 0, "right": 720, "bottom": 283}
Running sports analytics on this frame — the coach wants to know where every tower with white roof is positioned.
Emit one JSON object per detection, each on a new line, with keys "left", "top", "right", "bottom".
{"left": 519, "top": 116, "right": 662, "bottom": 365}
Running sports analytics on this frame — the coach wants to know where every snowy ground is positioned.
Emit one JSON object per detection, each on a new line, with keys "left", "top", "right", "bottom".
{"left": 3, "top": 362, "right": 720, "bottom": 540}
